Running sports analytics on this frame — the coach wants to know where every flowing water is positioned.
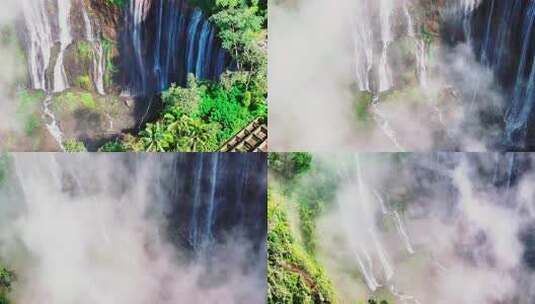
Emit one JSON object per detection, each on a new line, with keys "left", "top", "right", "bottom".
{"left": 124, "top": 0, "right": 229, "bottom": 96}
{"left": 18, "top": 0, "right": 229, "bottom": 148}
{"left": 447, "top": 0, "right": 535, "bottom": 149}
{"left": 353, "top": 0, "right": 427, "bottom": 94}
{"left": 326, "top": 153, "right": 535, "bottom": 303}
{"left": 0, "top": 153, "right": 266, "bottom": 303}
{"left": 21, "top": 0, "right": 105, "bottom": 149}
{"left": 82, "top": 6, "right": 106, "bottom": 95}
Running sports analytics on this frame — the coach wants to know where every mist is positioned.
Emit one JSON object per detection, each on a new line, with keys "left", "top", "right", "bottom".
{"left": 282, "top": 153, "right": 535, "bottom": 303}
{"left": 269, "top": 0, "right": 506, "bottom": 151}
{"left": 0, "top": 153, "right": 266, "bottom": 304}
{"left": 0, "top": 1, "right": 26, "bottom": 136}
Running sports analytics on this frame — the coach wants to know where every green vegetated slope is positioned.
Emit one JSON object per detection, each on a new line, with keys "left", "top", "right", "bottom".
{"left": 268, "top": 153, "right": 336, "bottom": 304}
{"left": 0, "top": 266, "right": 14, "bottom": 304}
{"left": 268, "top": 153, "right": 393, "bottom": 304}
{"left": 268, "top": 188, "right": 336, "bottom": 303}
{"left": 0, "top": 156, "right": 14, "bottom": 304}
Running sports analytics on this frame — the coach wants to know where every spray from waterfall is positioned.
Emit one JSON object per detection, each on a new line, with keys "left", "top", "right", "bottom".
{"left": 0, "top": 153, "right": 267, "bottom": 303}
{"left": 311, "top": 153, "right": 535, "bottom": 303}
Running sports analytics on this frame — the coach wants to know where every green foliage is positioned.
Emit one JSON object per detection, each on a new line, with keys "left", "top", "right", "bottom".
{"left": 54, "top": 91, "right": 97, "bottom": 112}
{"left": 17, "top": 89, "right": 44, "bottom": 136}
{"left": 198, "top": 79, "right": 257, "bottom": 141}
{"left": 0, "top": 154, "right": 11, "bottom": 186}
{"left": 162, "top": 76, "right": 200, "bottom": 115}
{"left": 0, "top": 265, "right": 15, "bottom": 304}
{"left": 77, "top": 41, "right": 93, "bottom": 61}
{"left": 103, "top": 0, "right": 268, "bottom": 152}
{"left": 269, "top": 153, "right": 313, "bottom": 181}
{"left": 75, "top": 75, "right": 92, "bottom": 91}
{"left": 368, "top": 299, "right": 389, "bottom": 304}
{"left": 354, "top": 92, "right": 371, "bottom": 124}
{"left": 106, "top": 0, "right": 127, "bottom": 8}
{"left": 102, "top": 38, "right": 117, "bottom": 89}
{"left": 24, "top": 114, "right": 40, "bottom": 136}
{"left": 268, "top": 190, "right": 336, "bottom": 304}
{"left": 420, "top": 25, "right": 434, "bottom": 49}
{"left": 115, "top": 73, "right": 265, "bottom": 152}
{"left": 296, "top": 166, "right": 340, "bottom": 254}
{"left": 269, "top": 155, "right": 340, "bottom": 254}
{"left": 80, "top": 92, "right": 96, "bottom": 109}
{"left": 210, "top": 0, "right": 265, "bottom": 71}
{"left": 63, "top": 139, "right": 87, "bottom": 152}
{"left": 98, "top": 140, "right": 125, "bottom": 152}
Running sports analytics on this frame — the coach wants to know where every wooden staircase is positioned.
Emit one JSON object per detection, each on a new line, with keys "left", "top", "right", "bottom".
{"left": 219, "top": 118, "right": 268, "bottom": 152}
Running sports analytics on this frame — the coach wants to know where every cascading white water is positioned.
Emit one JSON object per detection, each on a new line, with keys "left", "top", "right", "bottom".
{"left": 53, "top": 0, "right": 73, "bottom": 93}
{"left": 393, "top": 210, "right": 415, "bottom": 254}
{"left": 374, "top": 190, "right": 415, "bottom": 254}
{"left": 353, "top": 2, "right": 376, "bottom": 92}
{"left": 403, "top": 0, "right": 428, "bottom": 88}
{"left": 42, "top": 95, "right": 65, "bottom": 151}
{"left": 353, "top": 0, "right": 395, "bottom": 93}
{"left": 339, "top": 156, "right": 397, "bottom": 291}
{"left": 460, "top": 0, "right": 482, "bottom": 14}
{"left": 82, "top": 7, "right": 106, "bottom": 95}
{"left": 196, "top": 21, "right": 211, "bottom": 79}
{"left": 21, "top": 0, "right": 76, "bottom": 150}
{"left": 415, "top": 40, "right": 428, "bottom": 88}
{"left": 130, "top": 0, "right": 151, "bottom": 95}
{"left": 21, "top": 0, "right": 109, "bottom": 149}
{"left": 354, "top": 0, "right": 431, "bottom": 93}
{"left": 371, "top": 101, "right": 406, "bottom": 151}
{"left": 22, "top": 0, "right": 53, "bottom": 91}
{"left": 377, "top": 0, "right": 394, "bottom": 93}
{"left": 190, "top": 155, "right": 205, "bottom": 249}
{"left": 205, "top": 154, "right": 219, "bottom": 243}
{"left": 186, "top": 9, "right": 204, "bottom": 76}
{"left": 354, "top": 0, "right": 434, "bottom": 151}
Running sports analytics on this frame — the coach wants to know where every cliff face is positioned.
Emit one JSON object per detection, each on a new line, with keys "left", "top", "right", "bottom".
{"left": 89, "top": 0, "right": 122, "bottom": 41}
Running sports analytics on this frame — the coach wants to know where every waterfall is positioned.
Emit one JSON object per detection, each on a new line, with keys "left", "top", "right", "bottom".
{"left": 1, "top": 153, "right": 266, "bottom": 303}
{"left": 21, "top": 0, "right": 53, "bottom": 91}
{"left": 460, "top": 0, "right": 481, "bottom": 14}
{"left": 186, "top": 9, "right": 203, "bottom": 77}
{"left": 339, "top": 156, "right": 397, "bottom": 291}
{"left": 21, "top": 0, "right": 95, "bottom": 150}
{"left": 453, "top": 0, "right": 535, "bottom": 148}
{"left": 190, "top": 154, "right": 205, "bottom": 249}
{"left": 505, "top": 4, "right": 535, "bottom": 146}
{"left": 353, "top": 1, "right": 378, "bottom": 92}
{"left": 22, "top": 0, "right": 106, "bottom": 94}
{"left": 42, "top": 95, "right": 65, "bottom": 151}
{"left": 354, "top": 0, "right": 429, "bottom": 94}
{"left": 371, "top": 102, "right": 406, "bottom": 151}
{"left": 53, "top": 0, "right": 73, "bottom": 93}
{"left": 82, "top": 7, "right": 106, "bottom": 95}
{"left": 21, "top": 0, "right": 76, "bottom": 150}
{"left": 393, "top": 210, "right": 415, "bottom": 254}
{"left": 205, "top": 154, "right": 219, "bottom": 243}
{"left": 195, "top": 20, "right": 211, "bottom": 79}
{"left": 21, "top": 0, "right": 73, "bottom": 92}
{"left": 124, "top": 0, "right": 229, "bottom": 96}
{"left": 377, "top": 0, "right": 394, "bottom": 92}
